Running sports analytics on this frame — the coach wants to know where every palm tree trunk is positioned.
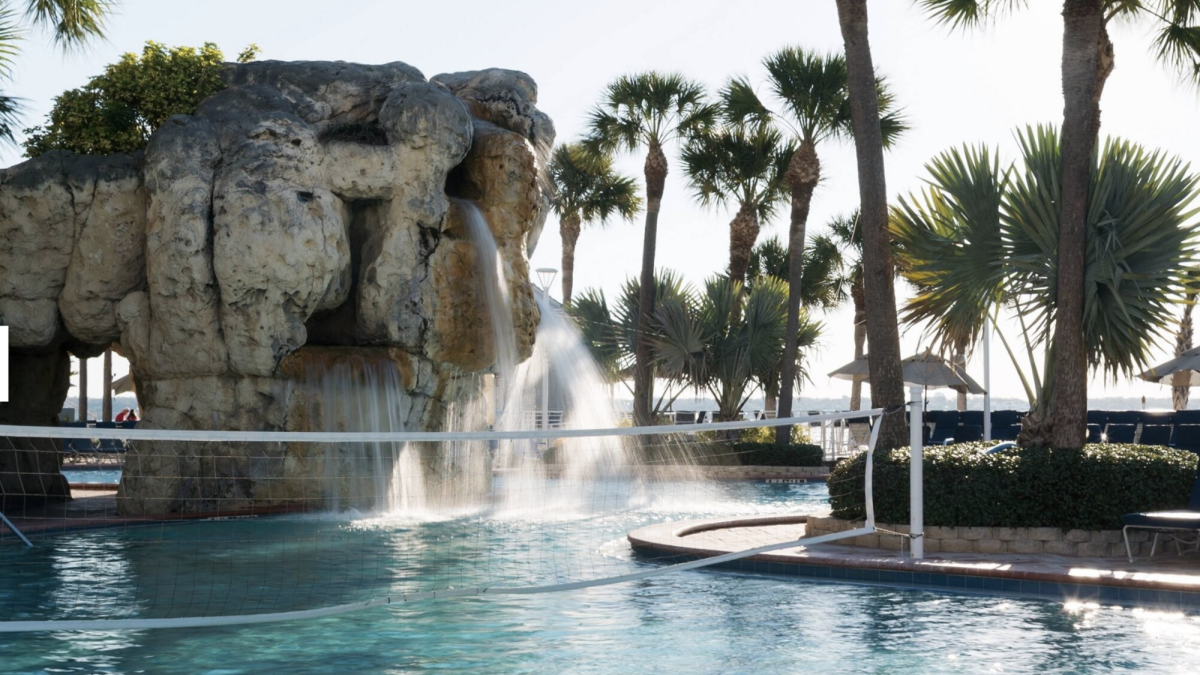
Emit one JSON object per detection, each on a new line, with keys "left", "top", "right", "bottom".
{"left": 954, "top": 351, "right": 967, "bottom": 412}
{"left": 836, "top": 0, "right": 907, "bottom": 450}
{"left": 850, "top": 278, "right": 866, "bottom": 411}
{"left": 776, "top": 140, "right": 820, "bottom": 444}
{"left": 560, "top": 211, "right": 582, "bottom": 305}
{"left": 1174, "top": 300, "right": 1195, "bottom": 410}
{"left": 78, "top": 355, "right": 88, "bottom": 422}
{"left": 1046, "top": 0, "right": 1113, "bottom": 449}
{"left": 633, "top": 141, "right": 668, "bottom": 427}
{"left": 727, "top": 202, "right": 760, "bottom": 287}
{"left": 102, "top": 348, "right": 113, "bottom": 422}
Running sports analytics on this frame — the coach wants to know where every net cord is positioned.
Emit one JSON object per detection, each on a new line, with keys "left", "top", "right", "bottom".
{"left": 0, "top": 409, "right": 883, "bottom": 632}
{"left": 0, "top": 407, "right": 885, "bottom": 443}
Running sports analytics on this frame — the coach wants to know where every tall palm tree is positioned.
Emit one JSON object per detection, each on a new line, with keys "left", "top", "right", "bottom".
{"left": 918, "top": 0, "right": 1200, "bottom": 448}
{"left": 891, "top": 128, "right": 1200, "bottom": 445}
{"left": 0, "top": 0, "right": 113, "bottom": 141}
{"left": 723, "top": 47, "right": 907, "bottom": 443}
{"left": 836, "top": 0, "right": 909, "bottom": 450}
{"left": 585, "top": 73, "right": 716, "bottom": 427}
{"left": 828, "top": 213, "right": 867, "bottom": 411}
{"left": 682, "top": 120, "right": 792, "bottom": 287}
{"left": 548, "top": 143, "right": 641, "bottom": 305}
{"left": 1173, "top": 281, "right": 1198, "bottom": 409}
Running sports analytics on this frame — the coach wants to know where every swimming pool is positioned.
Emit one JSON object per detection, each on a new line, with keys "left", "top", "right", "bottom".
{"left": 61, "top": 469, "right": 122, "bottom": 485}
{"left": 3, "top": 481, "right": 1199, "bottom": 674}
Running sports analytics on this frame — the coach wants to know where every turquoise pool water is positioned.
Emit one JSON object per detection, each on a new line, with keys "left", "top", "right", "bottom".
{"left": 3, "top": 481, "right": 1200, "bottom": 674}
{"left": 61, "top": 469, "right": 122, "bottom": 485}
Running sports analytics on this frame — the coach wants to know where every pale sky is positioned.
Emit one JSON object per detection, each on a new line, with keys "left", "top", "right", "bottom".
{"left": 7, "top": 0, "right": 1198, "bottom": 404}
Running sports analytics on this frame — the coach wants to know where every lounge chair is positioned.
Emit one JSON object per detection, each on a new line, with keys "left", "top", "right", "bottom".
{"left": 1123, "top": 473, "right": 1200, "bottom": 562}
{"left": 993, "top": 424, "right": 1021, "bottom": 441}
{"left": 1139, "top": 424, "right": 1173, "bottom": 446}
{"left": 955, "top": 424, "right": 983, "bottom": 443}
{"left": 1086, "top": 423, "right": 1104, "bottom": 443}
{"left": 1106, "top": 423, "right": 1137, "bottom": 444}
{"left": 1174, "top": 424, "right": 1200, "bottom": 454}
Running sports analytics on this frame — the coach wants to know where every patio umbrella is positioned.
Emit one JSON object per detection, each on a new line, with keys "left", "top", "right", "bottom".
{"left": 111, "top": 373, "right": 136, "bottom": 395}
{"left": 1137, "top": 346, "right": 1200, "bottom": 387}
{"left": 829, "top": 352, "right": 985, "bottom": 395}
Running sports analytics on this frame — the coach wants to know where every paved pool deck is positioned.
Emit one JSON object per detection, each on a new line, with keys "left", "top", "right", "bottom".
{"left": 628, "top": 514, "right": 1200, "bottom": 611}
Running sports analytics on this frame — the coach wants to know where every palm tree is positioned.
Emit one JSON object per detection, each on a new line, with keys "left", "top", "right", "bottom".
{"left": 1173, "top": 299, "right": 1194, "bottom": 410}
{"left": 835, "top": 0, "right": 909, "bottom": 450}
{"left": 682, "top": 121, "right": 792, "bottom": 287}
{"left": 918, "top": 0, "right": 1200, "bottom": 448}
{"left": 569, "top": 270, "right": 693, "bottom": 416}
{"left": 722, "top": 47, "right": 907, "bottom": 443}
{"left": 827, "top": 214, "right": 867, "bottom": 411}
{"left": 654, "top": 275, "right": 819, "bottom": 423}
{"left": 547, "top": 143, "right": 641, "bottom": 305}
{"left": 891, "top": 127, "right": 1200, "bottom": 446}
{"left": 0, "top": 0, "right": 113, "bottom": 141}
{"left": 745, "top": 234, "right": 845, "bottom": 413}
{"left": 585, "top": 73, "right": 717, "bottom": 426}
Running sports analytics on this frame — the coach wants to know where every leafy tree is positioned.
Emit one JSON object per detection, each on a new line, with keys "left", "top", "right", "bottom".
{"left": 918, "top": 0, "right": 1200, "bottom": 448}
{"left": 682, "top": 120, "right": 792, "bottom": 287}
{"left": 0, "top": 0, "right": 115, "bottom": 142}
{"left": 548, "top": 143, "right": 641, "bottom": 305}
{"left": 723, "top": 46, "right": 906, "bottom": 441}
{"left": 891, "top": 126, "right": 1200, "bottom": 446}
{"left": 836, "top": 0, "right": 909, "bottom": 450}
{"left": 584, "top": 72, "right": 717, "bottom": 427}
{"left": 23, "top": 41, "right": 260, "bottom": 157}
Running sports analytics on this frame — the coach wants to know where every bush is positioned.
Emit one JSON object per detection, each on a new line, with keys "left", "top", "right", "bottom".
{"left": 828, "top": 442, "right": 1197, "bottom": 530}
{"left": 23, "top": 41, "right": 259, "bottom": 157}
{"left": 728, "top": 442, "right": 824, "bottom": 467}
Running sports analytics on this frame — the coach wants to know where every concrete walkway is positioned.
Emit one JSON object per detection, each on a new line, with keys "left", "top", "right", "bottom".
{"left": 628, "top": 515, "right": 1200, "bottom": 610}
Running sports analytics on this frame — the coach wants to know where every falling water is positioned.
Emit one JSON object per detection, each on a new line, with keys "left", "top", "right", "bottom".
{"left": 306, "top": 200, "right": 640, "bottom": 516}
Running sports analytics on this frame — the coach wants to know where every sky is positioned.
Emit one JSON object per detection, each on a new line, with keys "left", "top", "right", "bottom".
{"left": 7, "top": 0, "right": 1199, "bottom": 405}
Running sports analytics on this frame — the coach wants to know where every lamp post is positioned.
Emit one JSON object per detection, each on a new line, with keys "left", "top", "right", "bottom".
{"left": 534, "top": 268, "right": 557, "bottom": 432}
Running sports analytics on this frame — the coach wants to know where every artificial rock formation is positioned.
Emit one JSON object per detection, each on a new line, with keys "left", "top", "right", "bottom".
{"left": 0, "top": 60, "right": 553, "bottom": 513}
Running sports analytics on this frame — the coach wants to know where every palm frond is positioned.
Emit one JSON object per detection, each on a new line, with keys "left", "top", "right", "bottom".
{"left": 721, "top": 76, "right": 772, "bottom": 126}
{"left": 25, "top": 0, "right": 112, "bottom": 49}
{"left": 918, "top": 0, "right": 1026, "bottom": 29}
{"left": 585, "top": 72, "right": 715, "bottom": 154}
{"left": 681, "top": 120, "right": 791, "bottom": 219}
{"left": 1146, "top": 0, "right": 1200, "bottom": 86}
{"left": 0, "top": 92, "right": 21, "bottom": 143}
{"left": 0, "top": 3, "right": 21, "bottom": 82}
{"left": 549, "top": 142, "right": 641, "bottom": 224}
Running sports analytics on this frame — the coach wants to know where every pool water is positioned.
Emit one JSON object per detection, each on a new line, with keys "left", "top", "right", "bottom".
{"left": 61, "top": 469, "right": 122, "bottom": 485}
{"left": 3, "top": 481, "right": 1200, "bottom": 674}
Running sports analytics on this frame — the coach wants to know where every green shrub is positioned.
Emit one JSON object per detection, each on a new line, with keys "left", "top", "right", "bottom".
{"left": 728, "top": 442, "right": 823, "bottom": 467}
{"left": 828, "top": 442, "right": 1197, "bottom": 530}
{"left": 23, "top": 41, "right": 259, "bottom": 157}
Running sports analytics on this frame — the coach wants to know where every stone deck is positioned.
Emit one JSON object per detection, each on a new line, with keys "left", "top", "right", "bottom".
{"left": 628, "top": 515, "right": 1200, "bottom": 611}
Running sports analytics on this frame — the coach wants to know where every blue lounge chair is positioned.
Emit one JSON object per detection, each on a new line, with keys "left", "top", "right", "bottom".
{"left": 993, "top": 424, "right": 1020, "bottom": 441}
{"left": 1123, "top": 473, "right": 1200, "bottom": 561}
{"left": 1086, "top": 424, "right": 1104, "bottom": 443}
{"left": 956, "top": 424, "right": 983, "bottom": 443}
{"left": 1174, "top": 424, "right": 1200, "bottom": 454}
{"left": 1107, "top": 424, "right": 1137, "bottom": 444}
{"left": 1086, "top": 410, "right": 1109, "bottom": 427}
{"left": 1140, "top": 424, "right": 1173, "bottom": 446}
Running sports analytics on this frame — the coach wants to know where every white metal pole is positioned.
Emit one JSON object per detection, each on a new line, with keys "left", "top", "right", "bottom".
{"left": 984, "top": 316, "right": 992, "bottom": 442}
{"left": 542, "top": 356, "right": 550, "bottom": 431}
{"left": 909, "top": 385, "right": 924, "bottom": 559}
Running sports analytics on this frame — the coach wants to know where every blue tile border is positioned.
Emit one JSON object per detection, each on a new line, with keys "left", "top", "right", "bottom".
{"left": 631, "top": 545, "right": 1200, "bottom": 612}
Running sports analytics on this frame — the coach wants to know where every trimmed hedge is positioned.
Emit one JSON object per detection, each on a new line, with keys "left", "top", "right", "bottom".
{"left": 728, "top": 442, "right": 824, "bottom": 467}
{"left": 829, "top": 442, "right": 1198, "bottom": 530}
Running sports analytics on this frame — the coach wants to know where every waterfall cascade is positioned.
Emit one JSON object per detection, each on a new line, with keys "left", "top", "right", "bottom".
{"left": 301, "top": 201, "right": 633, "bottom": 516}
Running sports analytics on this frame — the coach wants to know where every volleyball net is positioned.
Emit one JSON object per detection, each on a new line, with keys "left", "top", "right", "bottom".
{"left": 0, "top": 409, "right": 882, "bottom": 632}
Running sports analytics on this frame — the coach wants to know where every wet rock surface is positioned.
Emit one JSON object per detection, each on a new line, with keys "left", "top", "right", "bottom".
{"left": 0, "top": 61, "right": 554, "bottom": 513}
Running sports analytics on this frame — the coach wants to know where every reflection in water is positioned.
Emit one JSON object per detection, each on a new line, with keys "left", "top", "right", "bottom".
{"left": 3, "top": 482, "right": 1200, "bottom": 674}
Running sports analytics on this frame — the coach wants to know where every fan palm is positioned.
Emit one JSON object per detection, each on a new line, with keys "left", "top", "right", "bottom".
{"left": 548, "top": 143, "right": 641, "bottom": 305}
{"left": 568, "top": 270, "right": 692, "bottom": 416}
{"left": 584, "top": 73, "right": 717, "bottom": 426}
{"left": 745, "top": 233, "right": 846, "bottom": 412}
{"left": 891, "top": 126, "right": 1200, "bottom": 446}
{"left": 682, "top": 121, "right": 793, "bottom": 286}
{"left": 918, "top": 0, "right": 1200, "bottom": 448}
{"left": 0, "top": 0, "right": 113, "bottom": 142}
{"left": 654, "top": 275, "right": 820, "bottom": 423}
{"left": 724, "top": 45, "right": 907, "bottom": 442}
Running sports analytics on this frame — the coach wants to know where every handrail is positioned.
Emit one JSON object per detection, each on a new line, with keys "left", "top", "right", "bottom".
{"left": 0, "top": 510, "right": 33, "bottom": 547}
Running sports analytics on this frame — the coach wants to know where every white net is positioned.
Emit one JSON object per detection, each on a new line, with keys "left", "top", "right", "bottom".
{"left": 0, "top": 412, "right": 881, "bottom": 631}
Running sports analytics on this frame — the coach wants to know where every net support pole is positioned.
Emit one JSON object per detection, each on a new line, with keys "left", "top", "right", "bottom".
{"left": 909, "top": 385, "right": 924, "bottom": 559}
{"left": 983, "top": 317, "right": 992, "bottom": 442}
